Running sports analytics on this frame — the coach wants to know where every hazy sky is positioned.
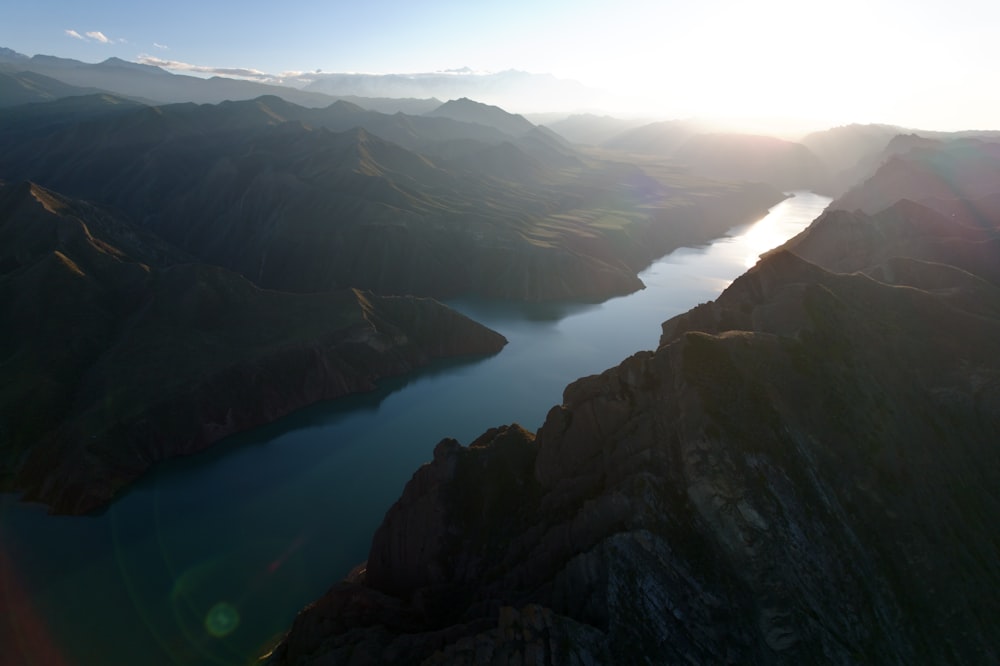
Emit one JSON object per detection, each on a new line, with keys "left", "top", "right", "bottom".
{"left": 3, "top": 0, "right": 999, "bottom": 131}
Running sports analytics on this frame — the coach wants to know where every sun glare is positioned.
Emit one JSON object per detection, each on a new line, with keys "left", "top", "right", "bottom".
{"left": 591, "top": 0, "right": 917, "bottom": 125}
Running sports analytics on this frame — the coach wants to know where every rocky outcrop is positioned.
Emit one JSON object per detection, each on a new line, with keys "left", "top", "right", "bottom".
{"left": 266, "top": 190, "right": 1000, "bottom": 663}
{"left": 0, "top": 182, "right": 507, "bottom": 514}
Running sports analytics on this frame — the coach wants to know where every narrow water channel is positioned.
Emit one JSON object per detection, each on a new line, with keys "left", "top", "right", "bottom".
{"left": 0, "top": 192, "right": 831, "bottom": 666}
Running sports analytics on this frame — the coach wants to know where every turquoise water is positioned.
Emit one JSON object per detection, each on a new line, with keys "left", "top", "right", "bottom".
{"left": 0, "top": 192, "right": 830, "bottom": 665}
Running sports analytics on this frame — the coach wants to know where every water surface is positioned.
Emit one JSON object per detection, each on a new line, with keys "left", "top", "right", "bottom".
{"left": 0, "top": 192, "right": 830, "bottom": 666}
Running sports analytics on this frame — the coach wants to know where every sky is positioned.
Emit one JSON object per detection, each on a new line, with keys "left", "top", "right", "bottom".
{"left": 3, "top": 0, "right": 1000, "bottom": 131}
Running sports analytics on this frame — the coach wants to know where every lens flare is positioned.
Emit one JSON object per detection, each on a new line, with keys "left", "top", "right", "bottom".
{"left": 204, "top": 602, "right": 240, "bottom": 638}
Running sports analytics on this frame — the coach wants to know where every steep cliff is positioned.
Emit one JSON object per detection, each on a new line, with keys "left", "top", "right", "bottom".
{"left": 0, "top": 182, "right": 507, "bottom": 514}
{"left": 266, "top": 193, "right": 1000, "bottom": 663}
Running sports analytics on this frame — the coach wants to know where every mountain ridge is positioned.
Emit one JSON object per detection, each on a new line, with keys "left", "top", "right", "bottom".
{"left": 0, "top": 94, "right": 785, "bottom": 303}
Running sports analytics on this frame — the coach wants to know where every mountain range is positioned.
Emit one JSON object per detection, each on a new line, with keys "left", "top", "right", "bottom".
{"left": 0, "top": 93, "right": 783, "bottom": 303}
{"left": 0, "top": 61, "right": 786, "bottom": 513}
{"left": 0, "top": 48, "right": 602, "bottom": 114}
{"left": 3, "top": 43, "right": 1000, "bottom": 664}
{"left": 10, "top": 47, "right": 1000, "bottom": 202}
{"left": 263, "top": 132, "right": 1000, "bottom": 665}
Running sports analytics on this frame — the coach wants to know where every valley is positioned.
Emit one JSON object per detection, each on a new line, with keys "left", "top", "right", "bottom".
{"left": 2, "top": 42, "right": 1000, "bottom": 666}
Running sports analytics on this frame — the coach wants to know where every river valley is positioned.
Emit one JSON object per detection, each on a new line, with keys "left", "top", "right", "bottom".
{"left": 0, "top": 192, "right": 831, "bottom": 666}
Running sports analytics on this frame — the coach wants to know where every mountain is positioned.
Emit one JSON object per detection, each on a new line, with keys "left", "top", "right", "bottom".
{"left": 0, "top": 95, "right": 784, "bottom": 303}
{"left": 0, "top": 92, "right": 145, "bottom": 141}
{"left": 331, "top": 95, "right": 443, "bottom": 115}
{"left": 264, "top": 140, "right": 1000, "bottom": 664}
{"left": 301, "top": 69, "right": 603, "bottom": 113}
{"left": 0, "top": 46, "right": 450, "bottom": 116}
{"left": 545, "top": 113, "right": 649, "bottom": 146}
{"left": 779, "top": 199, "right": 1000, "bottom": 285}
{"left": 602, "top": 119, "right": 701, "bottom": 155}
{"left": 670, "top": 133, "right": 832, "bottom": 192}
{"left": 832, "top": 137, "right": 1000, "bottom": 214}
{"left": 0, "top": 46, "right": 27, "bottom": 61}
{"left": 800, "top": 123, "right": 906, "bottom": 178}
{"left": 602, "top": 125, "right": 832, "bottom": 193}
{"left": 0, "top": 181, "right": 507, "bottom": 514}
{"left": 802, "top": 124, "right": 1000, "bottom": 196}
{"left": 0, "top": 50, "right": 342, "bottom": 108}
{"left": 0, "top": 48, "right": 606, "bottom": 115}
{"left": 426, "top": 97, "right": 536, "bottom": 137}
{"left": 0, "top": 69, "right": 108, "bottom": 106}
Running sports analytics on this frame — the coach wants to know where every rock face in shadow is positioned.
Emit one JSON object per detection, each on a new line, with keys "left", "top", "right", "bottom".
{"left": 0, "top": 182, "right": 507, "bottom": 514}
{"left": 266, "top": 172, "right": 1000, "bottom": 663}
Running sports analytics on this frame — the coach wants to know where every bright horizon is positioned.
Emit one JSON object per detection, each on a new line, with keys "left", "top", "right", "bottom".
{"left": 3, "top": 0, "right": 999, "bottom": 133}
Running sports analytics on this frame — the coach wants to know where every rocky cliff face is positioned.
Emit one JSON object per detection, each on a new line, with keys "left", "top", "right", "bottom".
{"left": 266, "top": 186, "right": 1000, "bottom": 662}
{"left": 0, "top": 182, "right": 507, "bottom": 514}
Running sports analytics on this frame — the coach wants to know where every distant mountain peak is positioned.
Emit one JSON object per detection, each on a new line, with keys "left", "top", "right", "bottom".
{"left": 97, "top": 56, "right": 166, "bottom": 74}
{"left": 426, "top": 97, "right": 534, "bottom": 137}
{"left": 326, "top": 99, "right": 367, "bottom": 114}
{"left": 0, "top": 46, "right": 28, "bottom": 61}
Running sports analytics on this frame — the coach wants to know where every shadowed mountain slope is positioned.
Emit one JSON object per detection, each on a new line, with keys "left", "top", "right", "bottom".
{"left": 264, "top": 148, "right": 1000, "bottom": 665}
{"left": 0, "top": 181, "right": 507, "bottom": 514}
{"left": 603, "top": 125, "right": 831, "bottom": 193}
{"left": 545, "top": 114, "right": 649, "bottom": 146}
{"left": 0, "top": 96, "right": 784, "bottom": 303}
{"left": 804, "top": 125, "right": 1000, "bottom": 197}
{"left": 800, "top": 123, "right": 906, "bottom": 175}
{"left": 670, "top": 133, "right": 832, "bottom": 192}
{"left": 601, "top": 119, "right": 699, "bottom": 155}
{"left": 426, "top": 97, "right": 536, "bottom": 137}
{"left": 0, "top": 50, "right": 344, "bottom": 108}
{"left": 0, "top": 69, "right": 110, "bottom": 106}
{"left": 832, "top": 137, "right": 1000, "bottom": 216}
{"left": 777, "top": 198, "right": 1000, "bottom": 285}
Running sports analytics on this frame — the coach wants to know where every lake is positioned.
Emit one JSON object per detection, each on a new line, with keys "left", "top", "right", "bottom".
{"left": 0, "top": 191, "right": 831, "bottom": 666}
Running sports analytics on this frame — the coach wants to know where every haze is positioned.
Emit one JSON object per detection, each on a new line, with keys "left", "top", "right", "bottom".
{"left": 4, "top": 0, "right": 999, "bottom": 132}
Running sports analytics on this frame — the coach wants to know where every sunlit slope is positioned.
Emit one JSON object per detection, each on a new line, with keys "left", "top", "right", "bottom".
{"left": 0, "top": 95, "right": 785, "bottom": 302}
{"left": 0, "top": 182, "right": 506, "bottom": 514}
